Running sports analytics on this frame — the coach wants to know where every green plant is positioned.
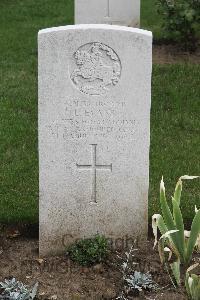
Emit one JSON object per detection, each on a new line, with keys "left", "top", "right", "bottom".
{"left": 152, "top": 175, "right": 200, "bottom": 285}
{"left": 157, "top": 0, "right": 200, "bottom": 50}
{"left": 116, "top": 247, "right": 158, "bottom": 299}
{"left": 185, "top": 264, "right": 200, "bottom": 300}
{"left": 66, "top": 235, "right": 109, "bottom": 266}
{"left": 124, "top": 271, "right": 157, "bottom": 292}
{"left": 0, "top": 278, "right": 38, "bottom": 300}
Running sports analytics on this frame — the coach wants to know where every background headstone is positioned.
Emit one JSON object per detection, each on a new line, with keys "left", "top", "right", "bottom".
{"left": 38, "top": 25, "right": 152, "bottom": 256}
{"left": 75, "top": 0, "right": 140, "bottom": 27}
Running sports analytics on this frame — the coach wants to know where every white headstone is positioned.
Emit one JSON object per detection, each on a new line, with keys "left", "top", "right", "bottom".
{"left": 38, "top": 24, "right": 152, "bottom": 256}
{"left": 75, "top": 0, "right": 140, "bottom": 27}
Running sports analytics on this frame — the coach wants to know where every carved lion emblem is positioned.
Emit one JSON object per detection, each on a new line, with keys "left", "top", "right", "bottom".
{"left": 70, "top": 42, "right": 121, "bottom": 95}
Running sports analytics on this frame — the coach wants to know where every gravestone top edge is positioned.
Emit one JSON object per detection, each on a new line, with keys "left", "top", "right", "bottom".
{"left": 38, "top": 24, "right": 152, "bottom": 37}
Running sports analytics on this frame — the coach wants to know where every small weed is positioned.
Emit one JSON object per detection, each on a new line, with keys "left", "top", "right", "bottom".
{"left": 125, "top": 271, "right": 158, "bottom": 292}
{"left": 117, "top": 247, "right": 158, "bottom": 299}
{"left": 0, "top": 278, "right": 38, "bottom": 300}
{"left": 66, "top": 235, "right": 109, "bottom": 266}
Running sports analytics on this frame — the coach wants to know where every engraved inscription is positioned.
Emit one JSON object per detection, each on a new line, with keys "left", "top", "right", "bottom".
{"left": 76, "top": 144, "right": 112, "bottom": 203}
{"left": 46, "top": 98, "right": 136, "bottom": 141}
{"left": 71, "top": 43, "right": 121, "bottom": 96}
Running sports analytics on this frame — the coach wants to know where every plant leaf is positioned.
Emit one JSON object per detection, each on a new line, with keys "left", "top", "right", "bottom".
{"left": 185, "top": 272, "right": 191, "bottom": 298}
{"left": 160, "top": 229, "right": 179, "bottom": 240}
{"left": 173, "top": 179, "right": 182, "bottom": 206}
{"left": 170, "top": 260, "right": 181, "bottom": 286}
{"left": 160, "top": 177, "right": 176, "bottom": 230}
{"left": 152, "top": 214, "right": 168, "bottom": 248}
{"left": 164, "top": 247, "right": 173, "bottom": 261}
{"left": 158, "top": 239, "right": 165, "bottom": 265}
{"left": 179, "top": 175, "right": 199, "bottom": 180}
{"left": 196, "top": 234, "right": 200, "bottom": 252}
{"left": 172, "top": 197, "right": 186, "bottom": 262}
{"left": 191, "top": 274, "right": 200, "bottom": 300}
{"left": 186, "top": 263, "right": 199, "bottom": 273}
{"left": 186, "top": 210, "right": 200, "bottom": 264}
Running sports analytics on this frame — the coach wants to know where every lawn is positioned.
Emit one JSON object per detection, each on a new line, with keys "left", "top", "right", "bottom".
{"left": 0, "top": 0, "right": 199, "bottom": 224}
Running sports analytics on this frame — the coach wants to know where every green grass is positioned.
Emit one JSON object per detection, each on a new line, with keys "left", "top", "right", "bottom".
{"left": 0, "top": 0, "right": 74, "bottom": 222}
{"left": 0, "top": 0, "right": 199, "bottom": 224}
{"left": 151, "top": 64, "right": 200, "bottom": 223}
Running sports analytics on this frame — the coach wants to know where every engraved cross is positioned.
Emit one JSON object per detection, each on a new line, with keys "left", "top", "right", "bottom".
{"left": 76, "top": 144, "right": 112, "bottom": 203}
{"left": 105, "top": 0, "right": 111, "bottom": 18}
{"left": 104, "top": 0, "right": 120, "bottom": 24}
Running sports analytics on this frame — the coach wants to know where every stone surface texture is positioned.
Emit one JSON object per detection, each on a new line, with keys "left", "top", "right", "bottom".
{"left": 75, "top": 0, "right": 140, "bottom": 27}
{"left": 38, "top": 25, "right": 152, "bottom": 256}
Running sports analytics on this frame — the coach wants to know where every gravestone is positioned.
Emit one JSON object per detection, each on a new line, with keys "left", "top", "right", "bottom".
{"left": 38, "top": 24, "right": 152, "bottom": 256}
{"left": 75, "top": 0, "right": 140, "bottom": 27}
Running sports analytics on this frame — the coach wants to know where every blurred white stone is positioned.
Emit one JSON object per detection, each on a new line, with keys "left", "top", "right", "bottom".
{"left": 75, "top": 0, "right": 140, "bottom": 27}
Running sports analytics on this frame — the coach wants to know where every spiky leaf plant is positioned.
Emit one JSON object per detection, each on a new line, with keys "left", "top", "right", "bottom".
{"left": 0, "top": 278, "right": 38, "bottom": 300}
{"left": 125, "top": 271, "right": 158, "bottom": 292}
{"left": 152, "top": 175, "right": 200, "bottom": 285}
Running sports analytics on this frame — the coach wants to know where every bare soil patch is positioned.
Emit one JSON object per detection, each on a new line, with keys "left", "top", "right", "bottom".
{"left": 153, "top": 44, "right": 200, "bottom": 64}
{"left": 0, "top": 232, "right": 189, "bottom": 300}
